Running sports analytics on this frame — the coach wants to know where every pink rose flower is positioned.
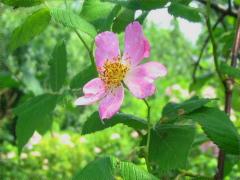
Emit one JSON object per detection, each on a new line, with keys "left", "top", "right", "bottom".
{"left": 75, "top": 21, "right": 167, "bottom": 120}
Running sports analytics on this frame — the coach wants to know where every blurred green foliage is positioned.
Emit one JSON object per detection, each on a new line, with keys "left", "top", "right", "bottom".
{"left": 1, "top": 0, "right": 240, "bottom": 179}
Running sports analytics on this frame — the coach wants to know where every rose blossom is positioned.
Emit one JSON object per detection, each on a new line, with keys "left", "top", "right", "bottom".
{"left": 75, "top": 21, "right": 167, "bottom": 120}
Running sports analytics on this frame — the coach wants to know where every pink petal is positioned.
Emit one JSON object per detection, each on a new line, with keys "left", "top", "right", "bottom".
{"left": 83, "top": 78, "right": 105, "bottom": 95}
{"left": 75, "top": 78, "right": 106, "bottom": 106}
{"left": 95, "top": 32, "right": 120, "bottom": 68}
{"left": 123, "top": 21, "right": 150, "bottom": 66}
{"left": 99, "top": 85, "right": 124, "bottom": 120}
{"left": 74, "top": 93, "right": 105, "bottom": 106}
{"left": 133, "top": 62, "right": 167, "bottom": 79}
{"left": 123, "top": 62, "right": 167, "bottom": 99}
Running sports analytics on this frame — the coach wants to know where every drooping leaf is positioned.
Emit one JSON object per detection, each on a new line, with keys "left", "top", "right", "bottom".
{"left": 220, "top": 62, "right": 240, "bottom": 80}
{"left": 80, "top": 0, "right": 120, "bottom": 32}
{"left": 14, "top": 94, "right": 59, "bottom": 152}
{"left": 0, "top": 72, "right": 19, "bottom": 89}
{"left": 49, "top": 41, "right": 67, "bottom": 92}
{"left": 70, "top": 66, "right": 97, "bottom": 89}
{"left": 161, "top": 97, "right": 214, "bottom": 123}
{"left": 82, "top": 112, "right": 147, "bottom": 135}
{"left": 147, "top": 125, "right": 195, "bottom": 174}
{"left": 9, "top": 8, "right": 51, "bottom": 52}
{"left": 186, "top": 107, "right": 240, "bottom": 155}
{"left": 168, "top": 2, "right": 201, "bottom": 22}
{"left": 1, "top": 0, "right": 42, "bottom": 7}
{"left": 50, "top": 8, "right": 97, "bottom": 38}
{"left": 102, "top": 0, "right": 168, "bottom": 10}
{"left": 112, "top": 8, "right": 135, "bottom": 33}
{"left": 73, "top": 156, "right": 158, "bottom": 180}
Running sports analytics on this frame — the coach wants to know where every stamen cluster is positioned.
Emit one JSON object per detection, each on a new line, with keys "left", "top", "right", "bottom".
{"left": 99, "top": 57, "right": 129, "bottom": 88}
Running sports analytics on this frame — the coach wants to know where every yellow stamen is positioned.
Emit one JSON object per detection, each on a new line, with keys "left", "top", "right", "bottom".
{"left": 99, "top": 57, "right": 129, "bottom": 88}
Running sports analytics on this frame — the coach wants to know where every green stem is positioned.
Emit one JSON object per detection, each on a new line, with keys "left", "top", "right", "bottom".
{"left": 143, "top": 99, "right": 151, "bottom": 172}
{"left": 74, "top": 30, "right": 95, "bottom": 69}
{"left": 205, "top": 0, "right": 224, "bottom": 84}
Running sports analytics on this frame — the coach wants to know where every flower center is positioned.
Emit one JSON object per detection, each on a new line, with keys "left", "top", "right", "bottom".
{"left": 99, "top": 58, "right": 129, "bottom": 88}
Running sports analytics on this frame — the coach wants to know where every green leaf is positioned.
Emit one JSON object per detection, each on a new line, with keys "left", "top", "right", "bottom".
{"left": 70, "top": 66, "right": 97, "bottom": 89}
{"left": 220, "top": 62, "right": 240, "bottom": 80}
{"left": 161, "top": 97, "right": 214, "bottom": 123}
{"left": 118, "top": 161, "right": 158, "bottom": 180}
{"left": 49, "top": 41, "right": 67, "bottom": 92}
{"left": 168, "top": 2, "right": 201, "bottom": 22}
{"left": 73, "top": 156, "right": 158, "bottom": 180}
{"left": 82, "top": 112, "right": 147, "bottom": 135}
{"left": 80, "top": 0, "right": 119, "bottom": 32}
{"left": 186, "top": 107, "right": 240, "bottom": 155}
{"left": 112, "top": 8, "right": 135, "bottom": 33}
{"left": 50, "top": 8, "right": 97, "bottom": 38}
{"left": 102, "top": 0, "right": 168, "bottom": 10}
{"left": 148, "top": 125, "right": 195, "bottom": 173}
{"left": 14, "top": 94, "right": 59, "bottom": 152}
{"left": 1, "top": 0, "right": 42, "bottom": 7}
{"left": 0, "top": 72, "right": 19, "bottom": 89}
{"left": 9, "top": 8, "right": 51, "bottom": 52}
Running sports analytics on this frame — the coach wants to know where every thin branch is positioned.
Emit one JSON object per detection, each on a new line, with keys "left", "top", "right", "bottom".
{"left": 192, "top": 14, "right": 225, "bottom": 82}
{"left": 196, "top": 0, "right": 237, "bottom": 17}
{"left": 205, "top": 2, "right": 224, "bottom": 84}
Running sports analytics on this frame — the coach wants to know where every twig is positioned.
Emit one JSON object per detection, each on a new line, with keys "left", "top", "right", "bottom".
{"left": 192, "top": 14, "right": 225, "bottom": 82}
{"left": 215, "top": 7, "right": 240, "bottom": 180}
{"left": 205, "top": 1, "right": 224, "bottom": 84}
{"left": 195, "top": 0, "right": 237, "bottom": 17}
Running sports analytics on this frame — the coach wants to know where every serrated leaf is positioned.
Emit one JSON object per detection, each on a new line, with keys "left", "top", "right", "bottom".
{"left": 73, "top": 156, "right": 158, "bottom": 180}
{"left": 168, "top": 2, "right": 201, "bottom": 22}
{"left": 102, "top": 0, "right": 168, "bottom": 10}
{"left": 161, "top": 97, "right": 214, "bottom": 123}
{"left": 1, "top": 0, "right": 42, "bottom": 7}
{"left": 82, "top": 112, "right": 147, "bottom": 135}
{"left": 70, "top": 66, "right": 97, "bottom": 89}
{"left": 112, "top": 8, "right": 135, "bottom": 33}
{"left": 220, "top": 62, "right": 240, "bottom": 80}
{"left": 50, "top": 8, "right": 97, "bottom": 38}
{"left": 9, "top": 8, "right": 51, "bottom": 52}
{"left": 14, "top": 94, "right": 59, "bottom": 152}
{"left": 118, "top": 161, "right": 158, "bottom": 180}
{"left": 49, "top": 41, "right": 67, "bottom": 92}
{"left": 0, "top": 72, "right": 19, "bottom": 88}
{"left": 148, "top": 125, "right": 195, "bottom": 174}
{"left": 186, "top": 107, "right": 240, "bottom": 155}
{"left": 80, "top": 0, "right": 120, "bottom": 32}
